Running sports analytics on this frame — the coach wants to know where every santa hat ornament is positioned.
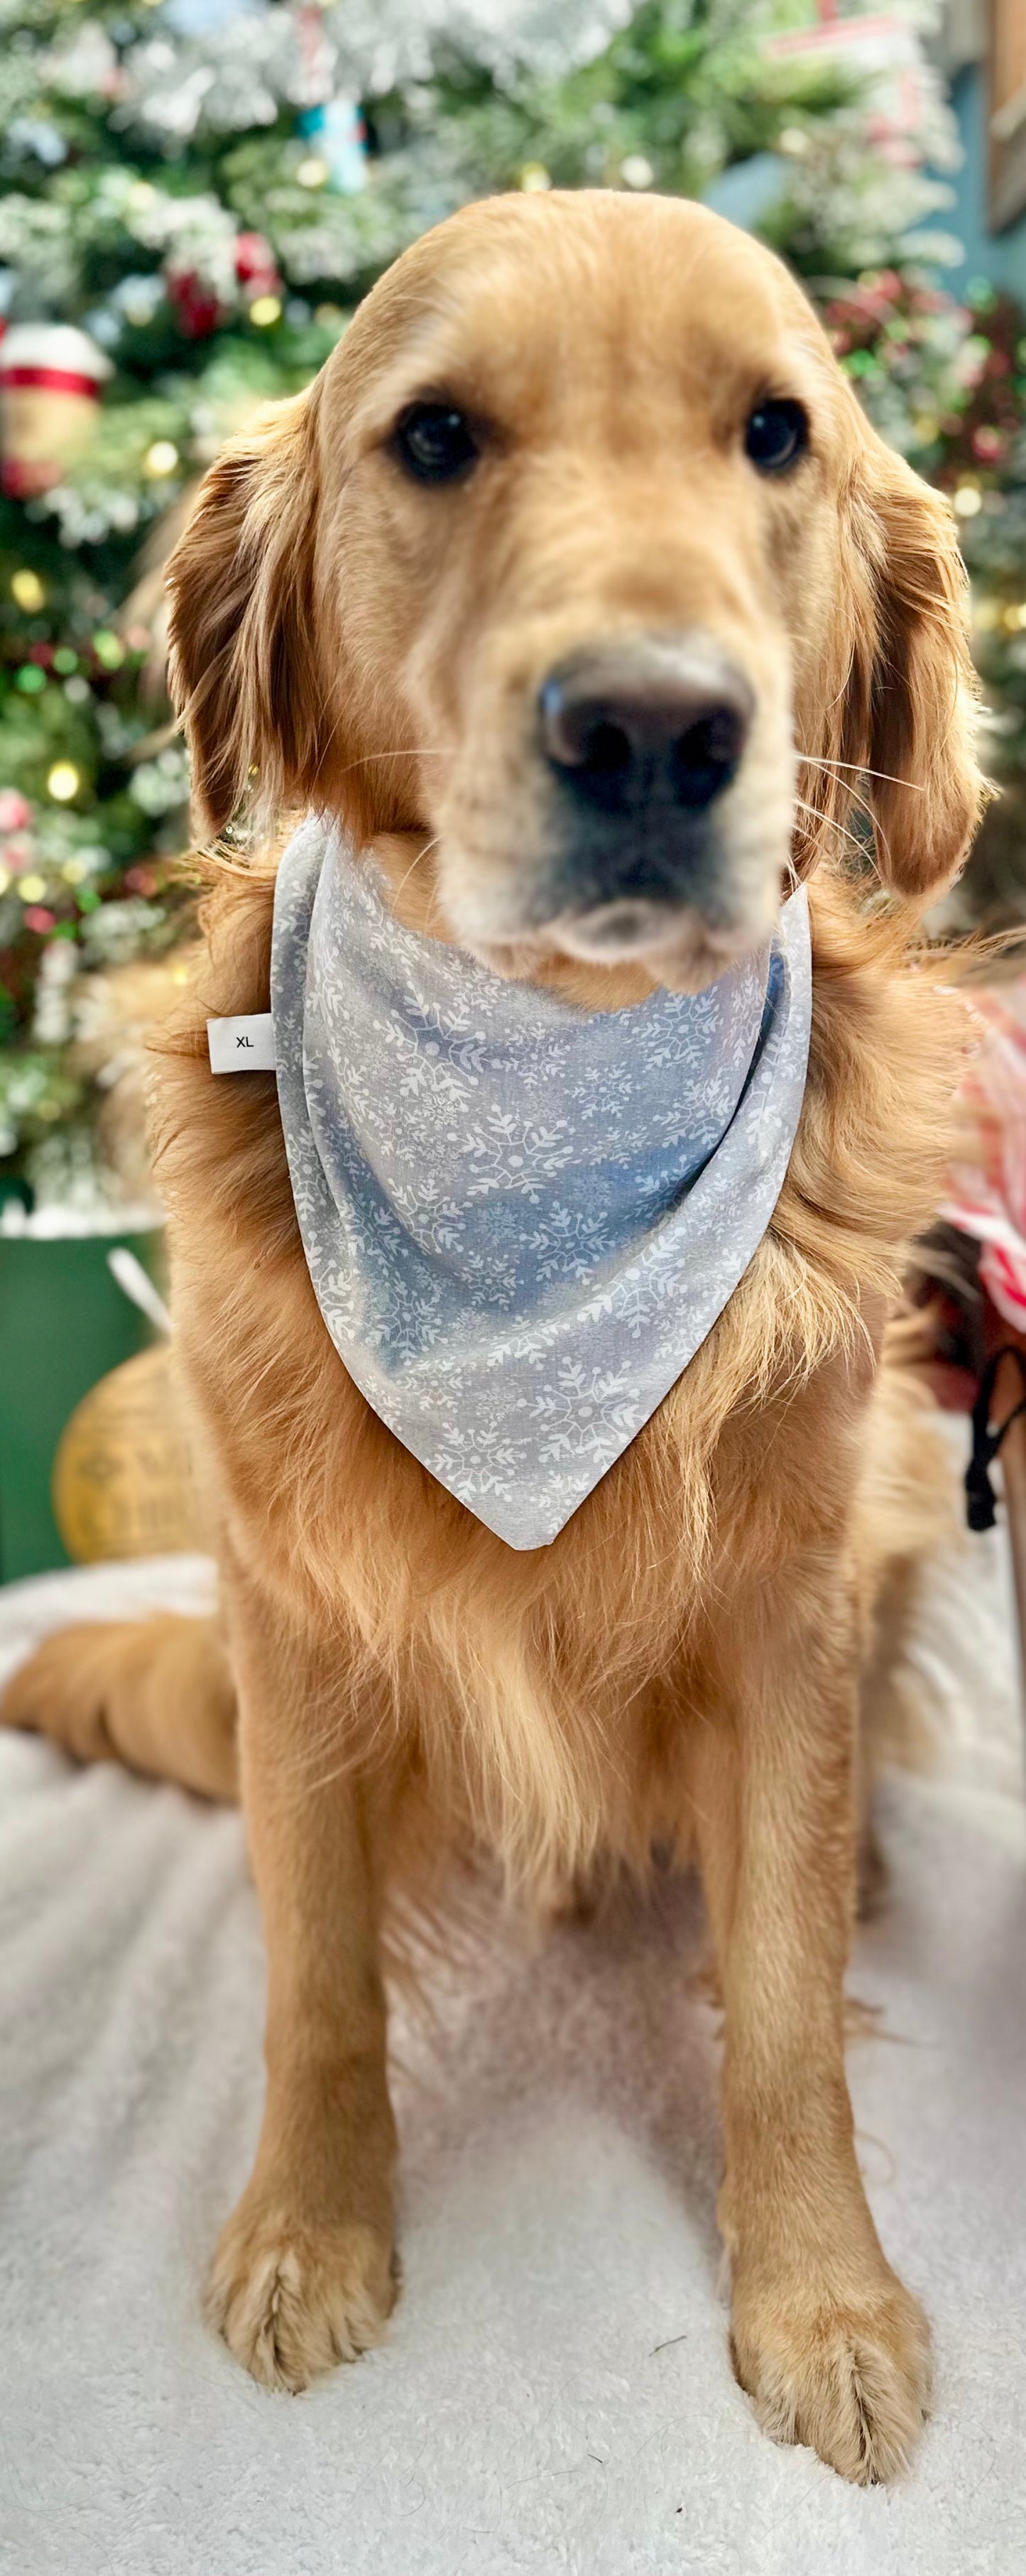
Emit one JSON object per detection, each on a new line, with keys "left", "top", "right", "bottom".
{"left": 0, "top": 323, "right": 111, "bottom": 499}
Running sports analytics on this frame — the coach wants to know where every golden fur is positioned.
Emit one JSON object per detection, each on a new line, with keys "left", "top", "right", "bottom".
{"left": 3, "top": 193, "right": 983, "bottom": 2483}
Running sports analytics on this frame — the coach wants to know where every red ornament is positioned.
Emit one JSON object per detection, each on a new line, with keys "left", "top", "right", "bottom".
{"left": 235, "top": 232, "right": 276, "bottom": 284}
{"left": 165, "top": 268, "right": 224, "bottom": 341}
{"left": 234, "top": 232, "right": 282, "bottom": 306}
{"left": 0, "top": 325, "right": 110, "bottom": 496}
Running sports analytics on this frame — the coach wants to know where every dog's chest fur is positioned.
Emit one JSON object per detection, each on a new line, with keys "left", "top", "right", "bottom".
{"left": 155, "top": 862, "right": 964, "bottom": 1883}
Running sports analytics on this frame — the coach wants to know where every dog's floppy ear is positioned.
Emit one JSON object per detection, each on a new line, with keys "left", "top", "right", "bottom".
{"left": 809, "top": 433, "right": 984, "bottom": 899}
{"left": 166, "top": 396, "right": 324, "bottom": 840}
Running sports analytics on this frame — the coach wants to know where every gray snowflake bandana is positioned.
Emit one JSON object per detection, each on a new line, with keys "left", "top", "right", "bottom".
{"left": 271, "top": 817, "right": 812, "bottom": 1550}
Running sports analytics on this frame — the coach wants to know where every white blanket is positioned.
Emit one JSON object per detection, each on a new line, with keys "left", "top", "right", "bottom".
{"left": 0, "top": 1528, "right": 1023, "bottom": 2576}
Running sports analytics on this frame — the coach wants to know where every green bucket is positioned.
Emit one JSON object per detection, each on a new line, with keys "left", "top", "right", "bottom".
{"left": 0, "top": 1222, "right": 165, "bottom": 1582}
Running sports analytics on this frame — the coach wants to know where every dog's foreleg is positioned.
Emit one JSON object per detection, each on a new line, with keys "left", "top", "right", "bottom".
{"left": 206, "top": 1560, "right": 398, "bottom": 2391}
{"left": 692, "top": 1556, "right": 931, "bottom": 2484}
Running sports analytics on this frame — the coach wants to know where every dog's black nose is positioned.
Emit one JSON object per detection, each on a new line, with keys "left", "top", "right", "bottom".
{"left": 539, "top": 645, "right": 753, "bottom": 816}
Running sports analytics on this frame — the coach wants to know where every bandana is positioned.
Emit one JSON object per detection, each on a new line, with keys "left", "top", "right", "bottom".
{"left": 271, "top": 817, "right": 811, "bottom": 1550}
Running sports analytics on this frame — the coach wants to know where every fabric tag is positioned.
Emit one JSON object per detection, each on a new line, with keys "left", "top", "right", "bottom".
{"left": 207, "top": 1013, "right": 277, "bottom": 1074}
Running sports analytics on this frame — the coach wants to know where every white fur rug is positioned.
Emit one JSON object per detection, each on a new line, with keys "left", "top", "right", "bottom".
{"left": 0, "top": 1512, "right": 1023, "bottom": 2576}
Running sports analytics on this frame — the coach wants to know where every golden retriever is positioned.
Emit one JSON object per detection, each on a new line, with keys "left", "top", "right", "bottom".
{"left": 2, "top": 192, "right": 983, "bottom": 2484}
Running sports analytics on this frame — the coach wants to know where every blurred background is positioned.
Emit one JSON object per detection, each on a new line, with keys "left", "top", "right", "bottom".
{"left": 0, "top": 0, "right": 1023, "bottom": 1584}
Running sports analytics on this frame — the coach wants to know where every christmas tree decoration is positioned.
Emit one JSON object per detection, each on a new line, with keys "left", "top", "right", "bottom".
{"left": 164, "top": 268, "right": 224, "bottom": 342}
{"left": 11, "top": 570, "right": 45, "bottom": 612}
{"left": 0, "top": 325, "right": 111, "bottom": 499}
{"left": 298, "top": 100, "right": 368, "bottom": 194}
{"left": 142, "top": 440, "right": 178, "bottom": 478}
{"left": 822, "top": 269, "right": 988, "bottom": 473}
{"left": 51, "top": 1339, "right": 200, "bottom": 1563}
{"left": 45, "top": 762, "right": 80, "bottom": 804}
{"left": 763, "top": 11, "right": 945, "bottom": 165}
{"left": 234, "top": 232, "right": 283, "bottom": 305}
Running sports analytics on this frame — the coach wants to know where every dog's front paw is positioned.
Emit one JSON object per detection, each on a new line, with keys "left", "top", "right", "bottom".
{"left": 206, "top": 2192, "right": 396, "bottom": 2392}
{"left": 1, "top": 1627, "right": 119, "bottom": 1763}
{"left": 731, "top": 2268, "right": 931, "bottom": 2484}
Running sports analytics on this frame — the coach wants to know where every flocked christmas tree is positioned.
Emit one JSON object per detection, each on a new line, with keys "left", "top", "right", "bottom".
{"left": 0, "top": 0, "right": 1021, "bottom": 1205}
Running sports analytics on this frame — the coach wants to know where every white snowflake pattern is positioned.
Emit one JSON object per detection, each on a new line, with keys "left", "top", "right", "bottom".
{"left": 271, "top": 821, "right": 812, "bottom": 1548}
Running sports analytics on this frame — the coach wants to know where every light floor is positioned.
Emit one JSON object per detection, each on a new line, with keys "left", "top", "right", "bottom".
{"left": 0, "top": 1501, "right": 1022, "bottom": 2576}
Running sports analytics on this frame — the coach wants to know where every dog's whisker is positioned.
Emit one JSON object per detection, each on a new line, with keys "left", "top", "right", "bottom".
{"left": 797, "top": 773, "right": 879, "bottom": 844}
{"left": 793, "top": 795, "right": 867, "bottom": 859}
{"left": 339, "top": 749, "right": 455, "bottom": 771}
{"left": 388, "top": 832, "right": 442, "bottom": 912}
{"left": 798, "top": 754, "right": 924, "bottom": 793}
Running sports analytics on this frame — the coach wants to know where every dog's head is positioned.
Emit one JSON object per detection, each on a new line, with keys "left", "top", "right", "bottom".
{"left": 168, "top": 192, "right": 983, "bottom": 990}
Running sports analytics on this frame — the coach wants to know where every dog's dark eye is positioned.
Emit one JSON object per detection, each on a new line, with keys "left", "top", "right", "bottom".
{"left": 393, "top": 403, "right": 479, "bottom": 485}
{"left": 744, "top": 399, "right": 809, "bottom": 474}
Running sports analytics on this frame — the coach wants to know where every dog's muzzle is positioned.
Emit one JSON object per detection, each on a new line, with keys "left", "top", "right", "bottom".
{"left": 536, "top": 633, "right": 754, "bottom": 940}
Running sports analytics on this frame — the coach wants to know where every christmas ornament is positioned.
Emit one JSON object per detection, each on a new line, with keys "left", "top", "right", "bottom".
{"left": 298, "top": 99, "right": 367, "bottom": 194}
{"left": 234, "top": 231, "right": 282, "bottom": 303}
{"left": 0, "top": 325, "right": 111, "bottom": 499}
{"left": 52, "top": 1342, "right": 200, "bottom": 1565}
{"left": 164, "top": 267, "right": 224, "bottom": 340}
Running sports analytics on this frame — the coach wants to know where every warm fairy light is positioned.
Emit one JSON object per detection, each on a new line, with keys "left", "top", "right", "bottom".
{"left": 46, "top": 762, "right": 80, "bottom": 803}
{"left": 143, "top": 440, "right": 179, "bottom": 477}
{"left": 954, "top": 484, "right": 982, "bottom": 517}
{"left": 519, "top": 163, "right": 550, "bottom": 191}
{"left": 62, "top": 857, "right": 88, "bottom": 884}
{"left": 249, "top": 295, "right": 282, "bottom": 327}
{"left": 17, "top": 873, "right": 47, "bottom": 901}
{"left": 297, "top": 156, "right": 328, "bottom": 189}
{"left": 11, "top": 569, "right": 45, "bottom": 612}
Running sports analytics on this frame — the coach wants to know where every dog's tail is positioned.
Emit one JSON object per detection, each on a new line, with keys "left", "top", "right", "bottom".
{"left": 1, "top": 1614, "right": 238, "bottom": 1802}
